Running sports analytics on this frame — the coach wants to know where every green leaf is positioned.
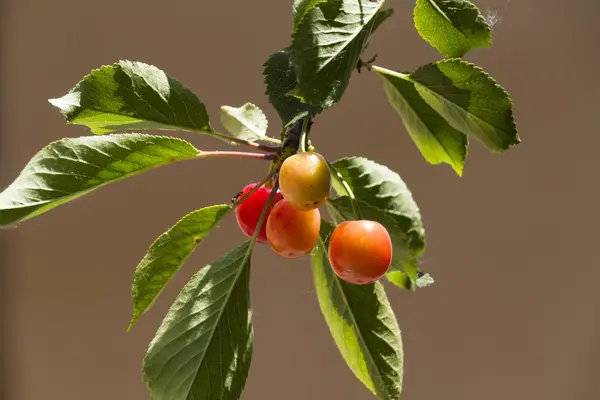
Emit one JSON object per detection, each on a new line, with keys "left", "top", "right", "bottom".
{"left": 386, "top": 265, "right": 434, "bottom": 291}
{"left": 49, "top": 60, "right": 213, "bottom": 135}
{"left": 289, "top": 0, "right": 384, "bottom": 108}
{"left": 220, "top": 103, "right": 268, "bottom": 141}
{"left": 414, "top": 0, "right": 492, "bottom": 57}
{"left": 129, "top": 205, "right": 231, "bottom": 330}
{"left": 0, "top": 134, "right": 199, "bottom": 228}
{"left": 263, "top": 50, "right": 322, "bottom": 125}
{"left": 143, "top": 241, "right": 254, "bottom": 400}
{"left": 292, "top": 0, "right": 328, "bottom": 30}
{"left": 311, "top": 220, "right": 403, "bottom": 400}
{"left": 416, "top": 273, "right": 435, "bottom": 288}
{"left": 409, "top": 59, "right": 520, "bottom": 152}
{"left": 377, "top": 68, "right": 467, "bottom": 175}
{"left": 329, "top": 156, "right": 428, "bottom": 288}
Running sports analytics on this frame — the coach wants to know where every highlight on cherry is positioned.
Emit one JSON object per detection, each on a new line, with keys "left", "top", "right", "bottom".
{"left": 0, "top": 1, "right": 520, "bottom": 399}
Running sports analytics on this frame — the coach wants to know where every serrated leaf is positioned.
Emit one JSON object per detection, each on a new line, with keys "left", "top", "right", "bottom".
{"left": 263, "top": 50, "right": 322, "bottom": 125}
{"left": 220, "top": 103, "right": 268, "bottom": 141}
{"left": 331, "top": 157, "right": 424, "bottom": 251}
{"left": 289, "top": 0, "right": 384, "bottom": 108}
{"left": 410, "top": 59, "right": 519, "bottom": 152}
{"left": 0, "top": 134, "right": 199, "bottom": 228}
{"left": 329, "top": 157, "right": 429, "bottom": 288}
{"left": 129, "top": 205, "right": 231, "bottom": 329}
{"left": 416, "top": 273, "right": 435, "bottom": 288}
{"left": 292, "top": 0, "right": 328, "bottom": 30}
{"left": 143, "top": 241, "right": 254, "bottom": 400}
{"left": 377, "top": 68, "right": 467, "bottom": 175}
{"left": 414, "top": 0, "right": 492, "bottom": 57}
{"left": 49, "top": 60, "right": 213, "bottom": 135}
{"left": 311, "top": 220, "right": 403, "bottom": 400}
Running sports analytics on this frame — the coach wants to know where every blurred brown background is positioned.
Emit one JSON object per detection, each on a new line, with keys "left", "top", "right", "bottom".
{"left": 1, "top": 0, "right": 599, "bottom": 399}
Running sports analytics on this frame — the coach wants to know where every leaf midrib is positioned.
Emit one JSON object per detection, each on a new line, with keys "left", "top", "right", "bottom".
{"left": 66, "top": 106, "right": 213, "bottom": 136}
{"left": 184, "top": 243, "right": 251, "bottom": 398}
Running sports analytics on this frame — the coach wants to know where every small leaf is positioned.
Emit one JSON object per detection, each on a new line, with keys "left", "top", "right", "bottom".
{"left": 386, "top": 262, "right": 434, "bottom": 291}
{"left": 0, "top": 134, "right": 199, "bottom": 228}
{"left": 220, "top": 103, "right": 268, "bottom": 141}
{"left": 129, "top": 205, "right": 231, "bottom": 329}
{"left": 263, "top": 50, "right": 322, "bottom": 125}
{"left": 143, "top": 241, "right": 254, "bottom": 400}
{"left": 410, "top": 59, "right": 520, "bottom": 152}
{"left": 416, "top": 273, "right": 435, "bottom": 288}
{"left": 289, "top": 0, "right": 384, "bottom": 108}
{"left": 414, "top": 0, "right": 492, "bottom": 57}
{"left": 311, "top": 220, "right": 403, "bottom": 400}
{"left": 377, "top": 68, "right": 467, "bottom": 175}
{"left": 49, "top": 60, "right": 213, "bottom": 135}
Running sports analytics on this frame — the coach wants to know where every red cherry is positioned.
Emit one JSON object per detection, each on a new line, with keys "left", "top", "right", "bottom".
{"left": 328, "top": 220, "right": 392, "bottom": 284}
{"left": 266, "top": 199, "right": 321, "bottom": 259}
{"left": 235, "top": 183, "right": 282, "bottom": 243}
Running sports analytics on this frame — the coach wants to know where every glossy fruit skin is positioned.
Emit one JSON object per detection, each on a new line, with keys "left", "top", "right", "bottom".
{"left": 235, "top": 183, "right": 282, "bottom": 243}
{"left": 328, "top": 220, "right": 392, "bottom": 285}
{"left": 279, "top": 152, "right": 331, "bottom": 211}
{"left": 266, "top": 199, "right": 321, "bottom": 258}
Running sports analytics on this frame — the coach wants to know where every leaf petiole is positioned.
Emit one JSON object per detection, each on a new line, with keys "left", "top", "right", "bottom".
{"left": 204, "top": 130, "right": 282, "bottom": 153}
{"left": 230, "top": 171, "right": 276, "bottom": 210}
{"left": 326, "top": 161, "right": 363, "bottom": 220}
{"left": 369, "top": 65, "right": 410, "bottom": 80}
{"left": 299, "top": 118, "right": 309, "bottom": 153}
{"left": 198, "top": 151, "right": 277, "bottom": 161}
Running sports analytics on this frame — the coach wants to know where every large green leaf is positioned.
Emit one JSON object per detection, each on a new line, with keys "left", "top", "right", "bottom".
{"left": 263, "top": 49, "right": 322, "bottom": 125}
{"left": 409, "top": 59, "right": 519, "bottom": 152}
{"left": 311, "top": 221, "right": 403, "bottom": 399}
{"left": 329, "top": 157, "right": 428, "bottom": 288}
{"left": 0, "top": 134, "right": 199, "bottom": 228}
{"left": 49, "top": 60, "right": 213, "bottom": 135}
{"left": 143, "top": 241, "right": 254, "bottom": 400}
{"left": 289, "top": 0, "right": 384, "bottom": 108}
{"left": 129, "top": 205, "right": 231, "bottom": 329}
{"left": 414, "top": 0, "right": 492, "bottom": 57}
{"left": 377, "top": 68, "right": 467, "bottom": 175}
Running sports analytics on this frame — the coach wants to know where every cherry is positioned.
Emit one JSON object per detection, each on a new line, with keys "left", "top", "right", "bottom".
{"left": 279, "top": 152, "right": 331, "bottom": 211}
{"left": 328, "top": 220, "right": 392, "bottom": 285}
{"left": 266, "top": 199, "right": 321, "bottom": 258}
{"left": 235, "top": 183, "right": 282, "bottom": 243}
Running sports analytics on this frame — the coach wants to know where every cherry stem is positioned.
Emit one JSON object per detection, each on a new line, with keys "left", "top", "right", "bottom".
{"left": 198, "top": 151, "right": 277, "bottom": 161}
{"left": 327, "top": 161, "right": 363, "bottom": 220}
{"left": 299, "top": 119, "right": 309, "bottom": 153}
{"left": 249, "top": 181, "right": 280, "bottom": 245}
{"left": 199, "top": 129, "right": 282, "bottom": 153}
{"left": 230, "top": 170, "right": 275, "bottom": 210}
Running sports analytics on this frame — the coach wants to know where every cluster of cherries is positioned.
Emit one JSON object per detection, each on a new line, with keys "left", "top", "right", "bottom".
{"left": 235, "top": 151, "right": 393, "bottom": 285}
